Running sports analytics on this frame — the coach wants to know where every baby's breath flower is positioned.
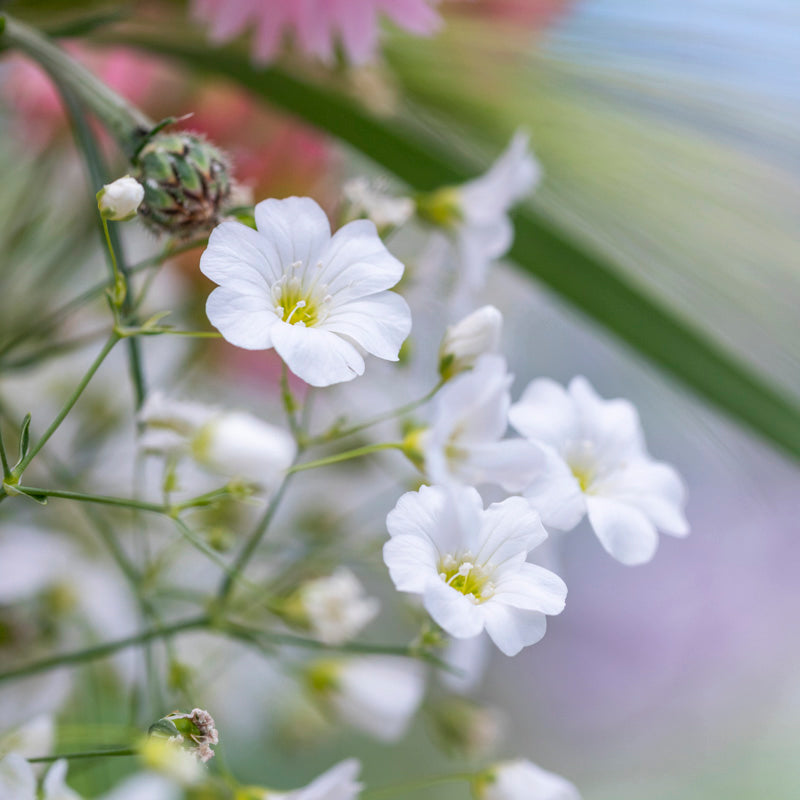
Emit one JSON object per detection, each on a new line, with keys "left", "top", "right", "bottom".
{"left": 439, "top": 305, "right": 503, "bottom": 380}
{"left": 474, "top": 759, "right": 581, "bottom": 800}
{"left": 96, "top": 175, "right": 144, "bottom": 221}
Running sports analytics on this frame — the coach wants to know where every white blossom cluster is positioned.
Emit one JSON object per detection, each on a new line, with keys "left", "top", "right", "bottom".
{"left": 0, "top": 132, "right": 689, "bottom": 800}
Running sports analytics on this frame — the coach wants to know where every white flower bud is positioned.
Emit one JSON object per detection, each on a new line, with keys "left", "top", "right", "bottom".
{"left": 476, "top": 759, "right": 581, "bottom": 800}
{"left": 299, "top": 568, "right": 380, "bottom": 645}
{"left": 96, "top": 175, "right": 145, "bottom": 221}
{"left": 439, "top": 305, "right": 502, "bottom": 379}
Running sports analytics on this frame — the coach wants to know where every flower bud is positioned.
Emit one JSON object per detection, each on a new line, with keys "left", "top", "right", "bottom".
{"left": 439, "top": 306, "right": 503, "bottom": 380}
{"left": 430, "top": 697, "right": 503, "bottom": 759}
{"left": 96, "top": 175, "right": 144, "bottom": 221}
{"left": 473, "top": 759, "right": 581, "bottom": 800}
{"left": 135, "top": 132, "right": 232, "bottom": 237}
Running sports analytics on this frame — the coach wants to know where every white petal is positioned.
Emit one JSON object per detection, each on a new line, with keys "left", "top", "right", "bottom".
{"left": 458, "top": 439, "right": 544, "bottom": 493}
{"left": 509, "top": 378, "right": 578, "bottom": 452}
{"left": 200, "top": 220, "right": 283, "bottom": 288}
{"left": 475, "top": 496, "right": 548, "bottom": 569}
{"left": 585, "top": 495, "right": 659, "bottom": 566}
{"left": 486, "top": 759, "right": 581, "bottom": 800}
{"left": 322, "top": 291, "right": 411, "bottom": 360}
{"left": 440, "top": 633, "right": 492, "bottom": 694}
{"left": 0, "top": 754, "right": 35, "bottom": 800}
{"left": 521, "top": 444, "right": 587, "bottom": 531}
{"left": 99, "top": 774, "right": 181, "bottom": 800}
{"left": 271, "top": 322, "right": 365, "bottom": 387}
{"left": 321, "top": 219, "right": 405, "bottom": 301}
{"left": 493, "top": 563, "right": 567, "bottom": 615}
{"left": 43, "top": 760, "right": 81, "bottom": 800}
{"left": 383, "top": 535, "right": 438, "bottom": 593}
{"left": 254, "top": 196, "right": 331, "bottom": 270}
{"left": 423, "top": 579, "right": 486, "bottom": 639}
{"left": 596, "top": 460, "right": 689, "bottom": 537}
{"left": 287, "top": 758, "right": 362, "bottom": 800}
{"left": 206, "top": 287, "right": 277, "bottom": 349}
{"left": 483, "top": 604, "right": 547, "bottom": 657}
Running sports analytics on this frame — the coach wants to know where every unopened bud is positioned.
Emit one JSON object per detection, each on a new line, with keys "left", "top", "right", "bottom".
{"left": 439, "top": 306, "right": 502, "bottom": 380}
{"left": 96, "top": 175, "right": 144, "bottom": 221}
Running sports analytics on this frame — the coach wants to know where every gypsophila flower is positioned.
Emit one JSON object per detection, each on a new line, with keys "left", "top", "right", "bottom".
{"left": 475, "top": 759, "right": 581, "bottom": 800}
{"left": 509, "top": 376, "right": 689, "bottom": 565}
{"left": 343, "top": 177, "right": 414, "bottom": 232}
{"left": 253, "top": 758, "right": 363, "bottom": 800}
{"left": 201, "top": 196, "right": 412, "bottom": 387}
{"left": 439, "top": 305, "right": 503, "bottom": 380}
{"left": 411, "top": 356, "right": 543, "bottom": 492}
{"left": 306, "top": 656, "right": 425, "bottom": 741}
{"left": 384, "top": 485, "right": 567, "bottom": 656}
{"left": 191, "top": 0, "right": 441, "bottom": 65}
{"left": 298, "top": 568, "right": 380, "bottom": 645}
{"left": 96, "top": 175, "right": 144, "bottom": 221}
{"left": 0, "top": 755, "right": 80, "bottom": 800}
{"left": 418, "top": 131, "right": 539, "bottom": 298}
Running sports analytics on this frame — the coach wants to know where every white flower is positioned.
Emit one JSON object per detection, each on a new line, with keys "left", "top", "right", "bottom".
{"left": 41, "top": 760, "right": 82, "bottom": 800}
{"left": 0, "top": 715, "right": 54, "bottom": 760}
{"left": 384, "top": 485, "right": 567, "bottom": 656}
{"left": 271, "top": 759, "right": 363, "bottom": 800}
{"left": 509, "top": 376, "right": 689, "bottom": 566}
{"left": 307, "top": 657, "right": 426, "bottom": 741}
{"left": 97, "top": 175, "right": 144, "bottom": 221}
{"left": 477, "top": 759, "right": 581, "bottom": 800}
{"left": 343, "top": 177, "right": 414, "bottom": 231}
{"left": 0, "top": 756, "right": 81, "bottom": 800}
{"left": 439, "top": 305, "right": 503, "bottom": 379}
{"left": 138, "top": 394, "right": 296, "bottom": 485}
{"left": 201, "top": 196, "right": 412, "bottom": 387}
{"left": 299, "top": 569, "right": 380, "bottom": 645}
{"left": 416, "top": 355, "right": 543, "bottom": 492}
{"left": 99, "top": 774, "right": 181, "bottom": 800}
{"left": 420, "top": 132, "right": 540, "bottom": 294}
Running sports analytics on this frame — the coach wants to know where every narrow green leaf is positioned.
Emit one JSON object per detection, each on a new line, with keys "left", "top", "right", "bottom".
{"left": 17, "top": 413, "right": 31, "bottom": 464}
{"left": 117, "top": 38, "right": 800, "bottom": 461}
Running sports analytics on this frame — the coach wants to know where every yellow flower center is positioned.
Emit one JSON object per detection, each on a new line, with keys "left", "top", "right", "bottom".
{"left": 439, "top": 554, "right": 494, "bottom": 604}
{"left": 565, "top": 439, "right": 598, "bottom": 493}
{"left": 271, "top": 263, "right": 332, "bottom": 327}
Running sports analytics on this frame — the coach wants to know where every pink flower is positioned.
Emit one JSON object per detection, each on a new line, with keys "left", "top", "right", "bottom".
{"left": 191, "top": 0, "right": 442, "bottom": 65}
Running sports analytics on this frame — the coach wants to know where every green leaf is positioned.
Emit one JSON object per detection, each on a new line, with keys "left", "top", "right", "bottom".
{"left": 115, "top": 37, "right": 800, "bottom": 461}
{"left": 17, "top": 413, "right": 31, "bottom": 465}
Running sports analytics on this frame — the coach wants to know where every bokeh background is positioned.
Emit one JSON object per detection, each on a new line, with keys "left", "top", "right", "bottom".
{"left": 1, "top": 1, "right": 798, "bottom": 798}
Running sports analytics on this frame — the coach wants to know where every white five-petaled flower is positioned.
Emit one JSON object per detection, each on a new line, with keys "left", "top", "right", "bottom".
{"left": 415, "top": 355, "right": 543, "bottom": 492}
{"left": 201, "top": 196, "right": 412, "bottom": 387}
{"left": 384, "top": 485, "right": 567, "bottom": 656}
{"left": 509, "top": 376, "right": 689, "bottom": 566}
{"left": 306, "top": 656, "right": 426, "bottom": 742}
{"left": 97, "top": 175, "right": 144, "bottom": 221}
{"left": 298, "top": 568, "right": 380, "bottom": 646}
{"left": 476, "top": 759, "right": 582, "bottom": 800}
{"left": 268, "top": 758, "right": 362, "bottom": 800}
{"left": 439, "top": 305, "right": 503, "bottom": 379}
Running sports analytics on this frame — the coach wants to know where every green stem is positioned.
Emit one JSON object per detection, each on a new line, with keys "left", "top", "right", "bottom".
{"left": 0, "top": 425, "right": 10, "bottom": 477}
{"left": 1, "top": 15, "right": 152, "bottom": 157}
{"left": 12, "top": 333, "right": 120, "bottom": 477}
{"left": 0, "top": 617, "right": 208, "bottom": 684}
{"left": 362, "top": 773, "right": 474, "bottom": 799}
{"left": 307, "top": 381, "right": 444, "bottom": 445}
{"left": 11, "top": 485, "right": 167, "bottom": 515}
{"left": 280, "top": 362, "right": 302, "bottom": 440}
{"left": 287, "top": 442, "right": 403, "bottom": 474}
{"left": 28, "top": 748, "right": 136, "bottom": 764}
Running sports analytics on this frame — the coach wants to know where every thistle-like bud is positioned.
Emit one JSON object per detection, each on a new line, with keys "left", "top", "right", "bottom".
{"left": 135, "top": 132, "right": 232, "bottom": 238}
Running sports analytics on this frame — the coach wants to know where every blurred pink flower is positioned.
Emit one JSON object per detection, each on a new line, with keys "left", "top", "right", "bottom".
{"left": 191, "top": 0, "right": 442, "bottom": 65}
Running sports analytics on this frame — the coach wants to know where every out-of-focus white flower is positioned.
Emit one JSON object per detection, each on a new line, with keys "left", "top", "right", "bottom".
{"left": 307, "top": 656, "right": 426, "bottom": 741}
{"left": 0, "top": 715, "right": 54, "bottom": 760}
{"left": 41, "top": 760, "right": 82, "bottom": 800}
{"left": 299, "top": 569, "right": 380, "bottom": 645}
{"left": 201, "top": 196, "right": 412, "bottom": 387}
{"left": 475, "top": 759, "right": 581, "bottom": 800}
{"left": 343, "top": 178, "right": 414, "bottom": 231}
{"left": 0, "top": 756, "right": 82, "bottom": 800}
{"left": 418, "top": 132, "right": 540, "bottom": 294}
{"left": 138, "top": 394, "right": 296, "bottom": 486}
{"left": 440, "top": 633, "right": 491, "bottom": 695}
{"left": 99, "top": 774, "right": 181, "bottom": 800}
{"left": 509, "top": 376, "right": 689, "bottom": 566}
{"left": 96, "top": 175, "right": 144, "bottom": 221}
{"left": 439, "top": 305, "right": 503, "bottom": 379}
{"left": 384, "top": 485, "right": 567, "bottom": 656}
{"left": 266, "top": 758, "right": 363, "bottom": 800}
{"left": 413, "top": 355, "right": 542, "bottom": 492}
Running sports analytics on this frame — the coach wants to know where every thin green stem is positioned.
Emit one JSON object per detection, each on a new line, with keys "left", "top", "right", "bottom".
{"left": 0, "top": 425, "right": 10, "bottom": 477}
{"left": 10, "top": 485, "right": 167, "bottom": 514}
{"left": 101, "top": 217, "right": 123, "bottom": 296}
{"left": 362, "top": 773, "right": 474, "bottom": 799}
{"left": 28, "top": 748, "right": 136, "bottom": 764}
{"left": 280, "top": 362, "right": 302, "bottom": 440}
{"left": 0, "top": 616, "right": 208, "bottom": 684}
{"left": 287, "top": 442, "right": 403, "bottom": 474}
{"left": 12, "top": 332, "right": 120, "bottom": 477}
{"left": 307, "top": 380, "right": 444, "bottom": 445}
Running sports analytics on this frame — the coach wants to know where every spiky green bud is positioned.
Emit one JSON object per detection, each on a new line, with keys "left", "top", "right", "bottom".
{"left": 135, "top": 132, "right": 232, "bottom": 238}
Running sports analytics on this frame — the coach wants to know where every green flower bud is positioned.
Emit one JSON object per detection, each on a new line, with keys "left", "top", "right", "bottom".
{"left": 135, "top": 132, "right": 232, "bottom": 238}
